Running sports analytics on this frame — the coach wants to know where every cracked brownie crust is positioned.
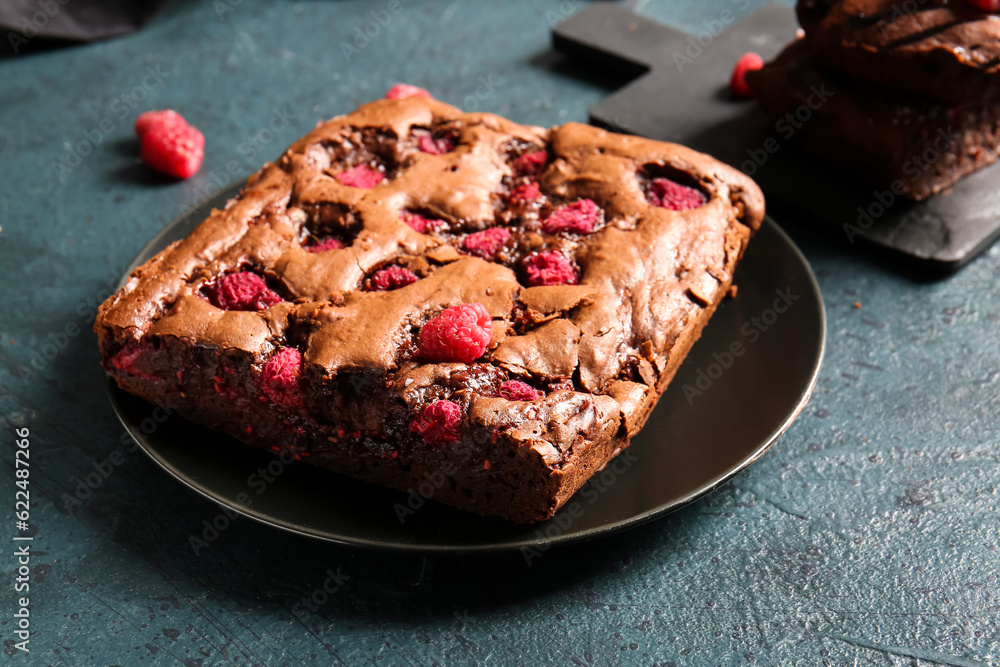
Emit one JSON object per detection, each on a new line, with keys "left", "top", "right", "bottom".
{"left": 96, "top": 97, "right": 764, "bottom": 523}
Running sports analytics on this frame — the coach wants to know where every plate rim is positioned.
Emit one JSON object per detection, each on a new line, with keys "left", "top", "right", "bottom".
{"left": 108, "top": 206, "right": 826, "bottom": 554}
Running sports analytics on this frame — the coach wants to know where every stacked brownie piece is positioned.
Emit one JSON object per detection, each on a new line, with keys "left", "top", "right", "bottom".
{"left": 97, "top": 95, "right": 763, "bottom": 523}
{"left": 748, "top": 0, "right": 1000, "bottom": 200}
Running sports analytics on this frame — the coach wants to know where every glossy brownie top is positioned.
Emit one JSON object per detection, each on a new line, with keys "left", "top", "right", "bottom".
{"left": 797, "top": 0, "right": 1000, "bottom": 101}
{"left": 97, "top": 97, "right": 763, "bottom": 439}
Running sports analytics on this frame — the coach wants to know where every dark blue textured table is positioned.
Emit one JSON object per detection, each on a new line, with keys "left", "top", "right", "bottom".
{"left": 2, "top": 1, "right": 999, "bottom": 664}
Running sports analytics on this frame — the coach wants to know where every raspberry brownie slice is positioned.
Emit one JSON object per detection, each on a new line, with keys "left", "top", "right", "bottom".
{"left": 96, "top": 96, "right": 764, "bottom": 523}
{"left": 749, "top": 1, "right": 1000, "bottom": 201}
{"left": 797, "top": 0, "right": 1000, "bottom": 103}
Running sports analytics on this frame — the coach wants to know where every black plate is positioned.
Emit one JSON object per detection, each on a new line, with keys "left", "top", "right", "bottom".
{"left": 106, "top": 185, "right": 825, "bottom": 553}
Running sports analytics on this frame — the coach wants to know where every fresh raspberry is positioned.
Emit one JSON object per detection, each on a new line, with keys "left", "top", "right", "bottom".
{"left": 460, "top": 227, "right": 510, "bottom": 259}
{"left": 730, "top": 52, "right": 764, "bottom": 99}
{"left": 385, "top": 83, "right": 433, "bottom": 100}
{"left": 337, "top": 165, "right": 384, "bottom": 188}
{"left": 418, "top": 302, "right": 492, "bottom": 363}
{"left": 259, "top": 347, "right": 304, "bottom": 408}
{"left": 109, "top": 342, "right": 158, "bottom": 381}
{"left": 646, "top": 177, "right": 707, "bottom": 210}
{"left": 306, "top": 238, "right": 344, "bottom": 253}
{"left": 497, "top": 380, "right": 543, "bottom": 402}
{"left": 205, "top": 272, "right": 284, "bottom": 311}
{"left": 969, "top": 0, "right": 1000, "bottom": 10}
{"left": 419, "top": 132, "right": 457, "bottom": 155}
{"left": 515, "top": 150, "right": 548, "bottom": 175}
{"left": 135, "top": 109, "right": 186, "bottom": 139}
{"left": 401, "top": 211, "right": 446, "bottom": 234}
{"left": 510, "top": 182, "right": 541, "bottom": 203}
{"left": 523, "top": 251, "right": 577, "bottom": 287}
{"left": 140, "top": 121, "right": 204, "bottom": 179}
{"left": 542, "top": 199, "right": 600, "bottom": 234}
{"left": 409, "top": 400, "right": 462, "bottom": 445}
{"left": 371, "top": 265, "right": 418, "bottom": 291}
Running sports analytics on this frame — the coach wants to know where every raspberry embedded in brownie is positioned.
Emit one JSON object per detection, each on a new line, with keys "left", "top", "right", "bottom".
{"left": 336, "top": 164, "right": 384, "bottom": 188}
{"left": 96, "top": 96, "right": 764, "bottom": 523}
{"left": 541, "top": 199, "right": 601, "bottom": 235}
{"left": 460, "top": 228, "right": 511, "bottom": 259}
{"left": 409, "top": 400, "right": 463, "bottom": 445}
{"left": 368, "top": 265, "right": 419, "bottom": 291}
{"left": 523, "top": 251, "right": 578, "bottom": 287}
{"left": 202, "top": 271, "right": 284, "bottom": 311}
{"left": 259, "top": 347, "right": 305, "bottom": 409}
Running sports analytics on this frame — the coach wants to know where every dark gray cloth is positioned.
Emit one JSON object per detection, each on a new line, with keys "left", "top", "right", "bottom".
{"left": 1, "top": 0, "right": 172, "bottom": 48}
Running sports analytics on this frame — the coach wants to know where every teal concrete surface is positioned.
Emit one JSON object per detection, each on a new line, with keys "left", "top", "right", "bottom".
{"left": 1, "top": 0, "right": 999, "bottom": 664}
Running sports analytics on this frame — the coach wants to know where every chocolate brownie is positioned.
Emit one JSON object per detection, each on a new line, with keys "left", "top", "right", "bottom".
{"left": 797, "top": 0, "right": 1000, "bottom": 103}
{"left": 747, "top": 38, "right": 1000, "bottom": 200}
{"left": 747, "top": 1, "right": 1000, "bottom": 200}
{"left": 96, "top": 95, "right": 764, "bottom": 524}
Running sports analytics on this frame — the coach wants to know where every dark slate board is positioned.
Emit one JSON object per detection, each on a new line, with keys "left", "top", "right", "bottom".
{"left": 552, "top": 3, "right": 1000, "bottom": 273}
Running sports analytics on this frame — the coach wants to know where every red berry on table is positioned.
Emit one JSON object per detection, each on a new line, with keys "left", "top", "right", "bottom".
{"left": 409, "top": 400, "right": 462, "bottom": 445}
{"left": 969, "top": 0, "right": 1000, "bottom": 10}
{"left": 140, "top": 120, "right": 205, "bottom": 179}
{"left": 730, "top": 52, "right": 764, "bottom": 99}
{"left": 418, "top": 302, "right": 492, "bottom": 363}
{"left": 135, "top": 109, "right": 186, "bottom": 139}
{"left": 385, "top": 83, "right": 433, "bottom": 100}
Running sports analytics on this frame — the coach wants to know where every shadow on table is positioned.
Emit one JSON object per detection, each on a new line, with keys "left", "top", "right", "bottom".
{"left": 146, "top": 488, "right": 683, "bottom": 626}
